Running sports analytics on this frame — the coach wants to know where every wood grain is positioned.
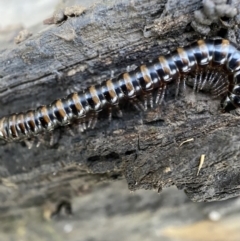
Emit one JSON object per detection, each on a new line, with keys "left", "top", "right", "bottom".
{"left": 0, "top": 0, "right": 240, "bottom": 214}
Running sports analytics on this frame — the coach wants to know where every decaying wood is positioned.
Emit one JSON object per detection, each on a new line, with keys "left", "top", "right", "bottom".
{"left": 0, "top": 0, "right": 240, "bottom": 214}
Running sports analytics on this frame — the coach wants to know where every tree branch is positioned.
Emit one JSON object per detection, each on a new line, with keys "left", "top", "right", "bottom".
{"left": 0, "top": 0, "right": 240, "bottom": 212}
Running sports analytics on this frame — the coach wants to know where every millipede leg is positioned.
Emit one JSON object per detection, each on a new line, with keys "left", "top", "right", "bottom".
{"left": 77, "top": 119, "right": 87, "bottom": 132}
{"left": 88, "top": 115, "right": 93, "bottom": 128}
{"left": 82, "top": 120, "right": 87, "bottom": 131}
{"left": 182, "top": 77, "right": 186, "bottom": 94}
{"left": 159, "top": 85, "right": 166, "bottom": 104}
{"left": 49, "top": 132, "right": 54, "bottom": 146}
{"left": 24, "top": 139, "right": 34, "bottom": 149}
{"left": 149, "top": 93, "right": 153, "bottom": 109}
{"left": 108, "top": 107, "right": 112, "bottom": 122}
{"left": 35, "top": 132, "right": 56, "bottom": 147}
{"left": 36, "top": 134, "right": 46, "bottom": 148}
{"left": 155, "top": 85, "right": 166, "bottom": 104}
{"left": 209, "top": 72, "right": 220, "bottom": 87}
{"left": 212, "top": 80, "right": 228, "bottom": 97}
{"left": 91, "top": 114, "right": 98, "bottom": 129}
{"left": 66, "top": 86, "right": 81, "bottom": 95}
{"left": 210, "top": 72, "right": 222, "bottom": 88}
{"left": 129, "top": 99, "right": 139, "bottom": 111}
{"left": 155, "top": 88, "right": 162, "bottom": 104}
{"left": 78, "top": 123, "right": 84, "bottom": 132}
{"left": 144, "top": 93, "right": 153, "bottom": 110}
{"left": 137, "top": 98, "right": 145, "bottom": 111}
{"left": 114, "top": 105, "right": 123, "bottom": 117}
{"left": 130, "top": 98, "right": 145, "bottom": 111}
{"left": 197, "top": 71, "right": 203, "bottom": 92}
{"left": 193, "top": 72, "right": 198, "bottom": 91}
{"left": 215, "top": 87, "right": 229, "bottom": 97}
{"left": 212, "top": 76, "right": 224, "bottom": 89}
{"left": 65, "top": 126, "right": 75, "bottom": 136}
{"left": 175, "top": 77, "right": 181, "bottom": 97}
{"left": 208, "top": 71, "right": 214, "bottom": 82}
{"left": 87, "top": 113, "right": 99, "bottom": 129}
{"left": 144, "top": 95, "right": 148, "bottom": 110}
{"left": 200, "top": 70, "right": 209, "bottom": 90}
{"left": 212, "top": 82, "right": 225, "bottom": 93}
{"left": 36, "top": 139, "right": 41, "bottom": 148}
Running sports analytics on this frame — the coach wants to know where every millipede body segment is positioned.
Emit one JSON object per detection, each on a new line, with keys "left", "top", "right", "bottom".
{"left": 1, "top": 38, "right": 240, "bottom": 143}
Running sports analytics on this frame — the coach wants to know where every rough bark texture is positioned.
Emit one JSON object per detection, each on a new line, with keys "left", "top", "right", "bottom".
{"left": 0, "top": 0, "right": 240, "bottom": 216}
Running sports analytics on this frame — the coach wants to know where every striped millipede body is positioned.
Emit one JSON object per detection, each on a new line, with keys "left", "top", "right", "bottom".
{"left": 1, "top": 38, "right": 240, "bottom": 143}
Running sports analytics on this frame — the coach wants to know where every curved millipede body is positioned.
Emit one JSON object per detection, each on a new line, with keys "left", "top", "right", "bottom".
{"left": 1, "top": 38, "right": 240, "bottom": 143}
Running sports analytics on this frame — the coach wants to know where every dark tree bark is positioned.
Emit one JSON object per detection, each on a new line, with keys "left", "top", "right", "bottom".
{"left": 0, "top": 0, "right": 240, "bottom": 215}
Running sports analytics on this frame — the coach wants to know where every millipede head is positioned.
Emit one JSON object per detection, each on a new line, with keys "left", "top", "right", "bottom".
{"left": 221, "top": 96, "right": 236, "bottom": 112}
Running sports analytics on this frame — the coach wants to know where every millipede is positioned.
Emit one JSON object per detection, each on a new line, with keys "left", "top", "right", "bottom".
{"left": 1, "top": 38, "right": 240, "bottom": 145}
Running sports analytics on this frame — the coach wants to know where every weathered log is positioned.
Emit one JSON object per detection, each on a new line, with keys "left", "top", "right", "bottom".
{"left": 0, "top": 0, "right": 240, "bottom": 214}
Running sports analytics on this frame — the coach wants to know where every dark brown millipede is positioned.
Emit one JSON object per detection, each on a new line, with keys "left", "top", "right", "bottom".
{"left": 1, "top": 38, "right": 240, "bottom": 143}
